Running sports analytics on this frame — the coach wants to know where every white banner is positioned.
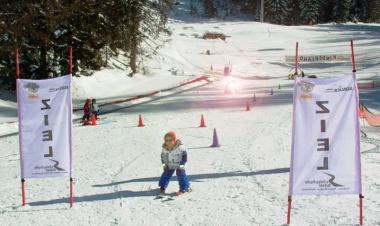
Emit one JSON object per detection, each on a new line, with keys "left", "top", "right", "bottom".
{"left": 17, "top": 75, "right": 73, "bottom": 178}
{"left": 285, "top": 54, "right": 351, "bottom": 63}
{"left": 289, "top": 74, "right": 362, "bottom": 195}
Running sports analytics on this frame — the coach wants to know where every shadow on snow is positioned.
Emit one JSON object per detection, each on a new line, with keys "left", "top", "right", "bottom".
{"left": 27, "top": 167, "right": 289, "bottom": 206}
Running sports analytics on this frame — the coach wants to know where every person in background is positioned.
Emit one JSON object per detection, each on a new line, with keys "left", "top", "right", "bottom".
{"left": 90, "top": 98, "right": 100, "bottom": 120}
{"left": 82, "top": 98, "right": 92, "bottom": 122}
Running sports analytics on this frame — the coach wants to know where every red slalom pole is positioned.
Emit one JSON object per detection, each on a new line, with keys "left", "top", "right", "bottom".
{"left": 69, "top": 47, "right": 74, "bottom": 208}
{"left": 17, "top": 49, "right": 25, "bottom": 206}
{"left": 295, "top": 42, "right": 299, "bottom": 75}
{"left": 287, "top": 196, "right": 292, "bottom": 224}
{"left": 350, "top": 40, "right": 356, "bottom": 73}
{"left": 352, "top": 40, "right": 363, "bottom": 225}
{"left": 69, "top": 47, "right": 73, "bottom": 75}
{"left": 359, "top": 194, "right": 364, "bottom": 225}
{"left": 21, "top": 178, "right": 26, "bottom": 206}
{"left": 287, "top": 195, "right": 292, "bottom": 224}
{"left": 70, "top": 177, "right": 74, "bottom": 208}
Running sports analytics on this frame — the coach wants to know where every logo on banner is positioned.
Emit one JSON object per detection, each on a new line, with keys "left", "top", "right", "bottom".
{"left": 33, "top": 159, "right": 66, "bottom": 175}
{"left": 324, "top": 172, "right": 343, "bottom": 187}
{"left": 49, "top": 86, "right": 69, "bottom": 93}
{"left": 34, "top": 159, "right": 67, "bottom": 174}
{"left": 326, "top": 86, "right": 353, "bottom": 93}
{"left": 51, "top": 159, "right": 65, "bottom": 171}
{"left": 303, "top": 172, "right": 345, "bottom": 191}
{"left": 299, "top": 81, "right": 315, "bottom": 101}
{"left": 24, "top": 82, "right": 39, "bottom": 100}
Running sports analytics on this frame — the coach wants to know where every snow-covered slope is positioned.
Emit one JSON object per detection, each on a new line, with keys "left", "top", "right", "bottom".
{"left": 1, "top": 9, "right": 380, "bottom": 226}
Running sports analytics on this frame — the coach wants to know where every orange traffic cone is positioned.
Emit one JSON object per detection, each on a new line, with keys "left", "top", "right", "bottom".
{"left": 91, "top": 114, "right": 97, "bottom": 126}
{"left": 199, "top": 114, "right": 206, "bottom": 127}
{"left": 138, "top": 114, "right": 145, "bottom": 127}
{"left": 246, "top": 101, "right": 251, "bottom": 111}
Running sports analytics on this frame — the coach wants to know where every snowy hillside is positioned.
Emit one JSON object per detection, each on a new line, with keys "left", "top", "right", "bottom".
{"left": 1, "top": 10, "right": 380, "bottom": 226}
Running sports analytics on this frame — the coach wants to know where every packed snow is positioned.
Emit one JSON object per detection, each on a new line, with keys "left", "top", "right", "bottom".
{"left": 1, "top": 11, "right": 380, "bottom": 226}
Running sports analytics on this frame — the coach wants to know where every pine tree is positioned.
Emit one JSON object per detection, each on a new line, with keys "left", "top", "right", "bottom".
{"left": 285, "top": 0, "right": 301, "bottom": 25}
{"left": 0, "top": 0, "right": 173, "bottom": 89}
{"left": 189, "top": 2, "right": 200, "bottom": 16}
{"left": 333, "top": 0, "right": 351, "bottom": 23}
{"left": 265, "top": 0, "right": 289, "bottom": 24}
{"left": 203, "top": 0, "right": 217, "bottom": 18}
{"left": 300, "top": 0, "right": 322, "bottom": 24}
{"left": 350, "top": 0, "right": 368, "bottom": 22}
{"left": 351, "top": 0, "right": 380, "bottom": 22}
{"left": 368, "top": 0, "right": 380, "bottom": 22}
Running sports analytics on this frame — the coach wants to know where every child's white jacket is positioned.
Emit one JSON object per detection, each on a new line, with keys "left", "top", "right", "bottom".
{"left": 161, "top": 140, "right": 188, "bottom": 170}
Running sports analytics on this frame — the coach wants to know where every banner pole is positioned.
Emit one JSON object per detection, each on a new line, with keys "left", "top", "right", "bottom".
{"left": 350, "top": 40, "right": 356, "bottom": 73}
{"left": 287, "top": 195, "right": 292, "bottom": 224}
{"left": 70, "top": 177, "right": 74, "bottom": 208}
{"left": 16, "top": 48, "right": 20, "bottom": 79}
{"left": 21, "top": 179, "right": 26, "bottom": 206}
{"left": 69, "top": 47, "right": 73, "bottom": 75}
{"left": 352, "top": 40, "right": 364, "bottom": 226}
{"left": 359, "top": 194, "right": 364, "bottom": 225}
{"left": 16, "top": 48, "right": 26, "bottom": 206}
{"left": 295, "top": 42, "right": 299, "bottom": 75}
{"left": 68, "top": 46, "right": 74, "bottom": 208}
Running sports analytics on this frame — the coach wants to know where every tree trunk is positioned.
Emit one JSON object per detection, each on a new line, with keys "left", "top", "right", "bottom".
{"left": 39, "top": 46, "right": 48, "bottom": 79}
{"left": 129, "top": 1, "right": 140, "bottom": 75}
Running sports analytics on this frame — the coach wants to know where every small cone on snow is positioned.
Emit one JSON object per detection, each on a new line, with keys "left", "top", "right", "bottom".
{"left": 210, "top": 128, "right": 221, "bottom": 147}
{"left": 246, "top": 101, "right": 251, "bottom": 111}
{"left": 91, "top": 114, "right": 97, "bottom": 126}
{"left": 278, "top": 84, "right": 281, "bottom": 89}
{"left": 270, "top": 88, "right": 274, "bottom": 96}
{"left": 253, "top": 93, "right": 256, "bottom": 103}
{"left": 210, "top": 64, "right": 213, "bottom": 72}
{"left": 138, "top": 114, "right": 145, "bottom": 127}
{"left": 199, "top": 114, "right": 206, "bottom": 127}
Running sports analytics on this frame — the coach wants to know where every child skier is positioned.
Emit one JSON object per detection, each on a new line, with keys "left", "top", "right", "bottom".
{"left": 82, "top": 98, "right": 92, "bottom": 124}
{"left": 159, "top": 131, "right": 190, "bottom": 196}
{"left": 90, "top": 98, "right": 100, "bottom": 120}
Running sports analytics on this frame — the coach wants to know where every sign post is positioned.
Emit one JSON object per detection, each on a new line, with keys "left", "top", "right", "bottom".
{"left": 15, "top": 48, "right": 27, "bottom": 206}
{"left": 16, "top": 48, "right": 74, "bottom": 207}
{"left": 287, "top": 73, "right": 362, "bottom": 224}
{"left": 350, "top": 40, "right": 363, "bottom": 226}
{"left": 286, "top": 54, "right": 351, "bottom": 63}
{"left": 287, "top": 39, "right": 362, "bottom": 226}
